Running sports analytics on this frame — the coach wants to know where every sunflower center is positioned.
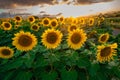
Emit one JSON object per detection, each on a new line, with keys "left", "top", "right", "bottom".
{"left": 60, "top": 18, "right": 63, "bottom": 21}
{"left": 29, "top": 18, "right": 33, "bottom": 22}
{"left": 1, "top": 49, "right": 11, "bottom": 56}
{"left": 100, "top": 47, "right": 111, "bottom": 57}
{"left": 32, "top": 25, "right": 38, "bottom": 30}
{"left": 90, "top": 20, "right": 93, "bottom": 24}
{"left": 46, "top": 32, "right": 58, "bottom": 44}
{"left": 16, "top": 17, "right": 20, "bottom": 21}
{"left": 71, "top": 33, "right": 81, "bottom": 44}
{"left": 100, "top": 35, "right": 107, "bottom": 42}
{"left": 4, "top": 23, "right": 10, "bottom": 28}
{"left": 44, "top": 20, "right": 49, "bottom": 25}
{"left": 70, "top": 26, "right": 77, "bottom": 31}
{"left": 18, "top": 35, "right": 32, "bottom": 47}
{"left": 51, "top": 21, "right": 56, "bottom": 27}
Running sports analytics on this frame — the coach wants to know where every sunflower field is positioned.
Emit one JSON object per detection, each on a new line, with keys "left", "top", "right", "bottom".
{"left": 0, "top": 15, "right": 120, "bottom": 80}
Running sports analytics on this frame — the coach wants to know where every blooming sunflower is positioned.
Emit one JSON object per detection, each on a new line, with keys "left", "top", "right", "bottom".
{"left": 2, "top": 22, "right": 12, "bottom": 30}
{"left": 41, "top": 29, "right": 63, "bottom": 49}
{"left": 12, "top": 31, "right": 37, "bottom": 51}
{"left": 67, "top": 29, "right": 87, "bottom": 50}
{"left": 28, "top": 16, "right": 35, "bottom": 23}
{"left": 0, "top": 46, "right": 14, "bottom": 59}
{"left": 98, "top": 33, "right": 109, "bottom": 43}
{"left": 96, "top": 43, "right": 117, "bottom": 63}
{"left": 14, "top": 16, "right": 22, "bottom": 22}
{"left": 42, "top": 17, "right": 50, "bottom": 27}
{"left": 31, "top": 24, "right": 40, "bottom": 31}
{"left": 88, "top": 18, "right": 94, "bottom": 26}
{"left": 68, "top": 24, "right": 78, "bottom": 32}
{"left": 58, "top": 16, "right": 65, "bottom": 24}
{"left": 50, "top": 19, "right": 58, "bottom": 28}
{"left": 79, "top": 17, "right": 85, "bottom": 25}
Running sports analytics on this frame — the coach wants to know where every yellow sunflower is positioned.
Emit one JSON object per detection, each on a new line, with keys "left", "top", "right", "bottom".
{"left": 42, "top": 17, "right": 50, "bottom": 27}
{"left": 31, "top": 24, "right": 40, "bottom": 31}
{"left": 67, "top": 29, "right": 87, "bottom": 50}
{"left": 96, "top": 43, "right": 117, "bottom": 63}
{"left": 12, "top": 31, "right": 37, "bottom": 51}
{"left": 50, "top": 19, "right": 58, "bottom": 28}
{"left": 79, "top": 17, "right": 85, "bottom": 25}
{"left": 0, "top": 46, "right": 14, "bottom": 59}
{"left": 58, "top": 16, "right": 65, "bottom": 24}
{"left": 2, "top": 22, "right": 12, "bottom": 30}
{"left": 14, "top": 25, "right": 20, "bottom": 29}
{"left": 14, "top": 16, "right": 22, "bottom": 22}
{"left": 68, "top": 24, "right": 78, "bottom": 32}
{"left": 98, "top": 33, "right": 109, "bottom": 43}
{"left": 28, "top": 16, "right": 35, "bottom": 23}
{"left": 41, "top": 29, "right": 63, "bottom": 49}
{"left": 88, "top": 18, "right": 94, "bottom": 26}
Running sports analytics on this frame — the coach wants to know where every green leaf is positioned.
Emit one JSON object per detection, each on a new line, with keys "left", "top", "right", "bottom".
{"left": 112, "top": 67, "right": 120, "bottom": 78}
{"left": 61, "top": 70, "right": 78, "bottom": 80}
{"left": 89, "top": 63, "right": 100, "bottom": 76}
{"left": 33, "top": 56, "right": 48, "bottom": 68}
{"left": 23, "top": 52, "right": 35, "bottom": 68}
{"left": 41, "top": 71, "right": 58, "bottom": 80}
{"left": 77, "top": 57, "right": 90, "bottom": 68}
{"left": 14, "top": 71, "right": 32, "bottom": 80}
{"left": 0, "top": 58, "right": 23, "bottom": 72}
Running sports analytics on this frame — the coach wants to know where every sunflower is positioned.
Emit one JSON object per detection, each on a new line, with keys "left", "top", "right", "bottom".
{"left": 68, "top": 24, "right": 78, "bottom": 32}
{"left": 42, "top": 17, "right": 50, "bottom": 27}
{"left": 50, "top": 19, "right": 58, "bottom": 28}
{"left": 31, "top": 24, "right": 40, "bottom": 31}
{"left": 28, "top": 16, "right": 35, "bottom": 23}
{"left": 2, "top": 22, "right": 12, "bottom": 30}
{"left": 98, "top": 33, "right": 109, "bottom": 43}
{"left": 88, "top": 18, "right": 94, "bottom": 26}
{"left": 41, "top": 29, "right": 63, "bottom": 49}
{"left": 67, "top": 29, "right": 87, "bottom": 50}
{"left": 12, "top": 31, "right": 37, "bottom": 51}
{"left": 0, "top": 46, "right": 14, "bottom": 59}
{"left": 96, "top": 43, "right": 117, "bottom": 63}
{"left": 14, "top": 16, "right": 22, "bottom": 22}
{"left": 79, "top": 17, "right": 85, "bottom": 25}
{"left": 14, "top": 25, "right": 20, "bottom": 29}
{"left": 58, "top": 16, "right": 65, "bottom": 24}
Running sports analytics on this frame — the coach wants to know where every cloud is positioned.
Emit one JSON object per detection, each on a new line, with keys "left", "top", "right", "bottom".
{"left": 0, "top": 0, "right": 54, "bottom": 8}
{"left": 0, "top": 0, "right": 114, "bottom": 9}
{"left": 74, "top": 0, "right": 114, "bottom": 5}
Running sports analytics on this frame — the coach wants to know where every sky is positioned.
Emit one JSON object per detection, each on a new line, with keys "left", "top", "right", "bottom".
{"left": 0, "top": 0, "right": 120, "bottom": 17}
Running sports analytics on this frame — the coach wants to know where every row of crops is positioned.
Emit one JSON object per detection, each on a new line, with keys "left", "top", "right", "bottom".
{"left": 0, "top": 16, "right": 120, "bottom": 80}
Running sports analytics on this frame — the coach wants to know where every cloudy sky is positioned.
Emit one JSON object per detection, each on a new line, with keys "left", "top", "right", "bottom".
{"left": 0, "top": 0, "right": 120, "bottom": 17}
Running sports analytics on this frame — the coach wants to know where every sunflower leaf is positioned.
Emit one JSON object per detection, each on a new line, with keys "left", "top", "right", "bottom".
{"left": 61, "top": 69, "right": 78, "bottom": 80}
{"left": 41, "top": 71, "right": 58, "bottom": 80}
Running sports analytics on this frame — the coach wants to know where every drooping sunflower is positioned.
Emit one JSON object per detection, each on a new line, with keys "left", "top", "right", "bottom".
{"left": 28, "top": 16, "right": 35, "bottom": 23}
{"left": 96, "top": 43, "right": 117, "bottom": 63}
{"left": 68, "top": 24, "right": 78, "bottom": 32}
{"left": 50, "top": 19, "right": 58, "bottom": 28}
{"left": 31, "top": 24, "right": 40, "bottom": 31}
{"left": 42, "top": 17, "right": 50, "bottom": 27}
{"left": 12, "top": 31, "right": 37, "bottom": 51}
{"left": 2, "top": 22, "right": 12, "bottom": 30}
{"left": 14, "top": 16, "right": 22, "bottom": 22}
{"left": 98, "top": 33, "right": 109, "bottom": 43}
{"left": 0, "top": 46, "right": 14, "bottom": 59}
{"left": 88, "top": 18, "right": 94, "bottom": 26}
{"left": 41, "top": 29, "right": 63, "bottom": 49}
{"left": 67, "top": 29, "right": 87, "bottom": 50}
